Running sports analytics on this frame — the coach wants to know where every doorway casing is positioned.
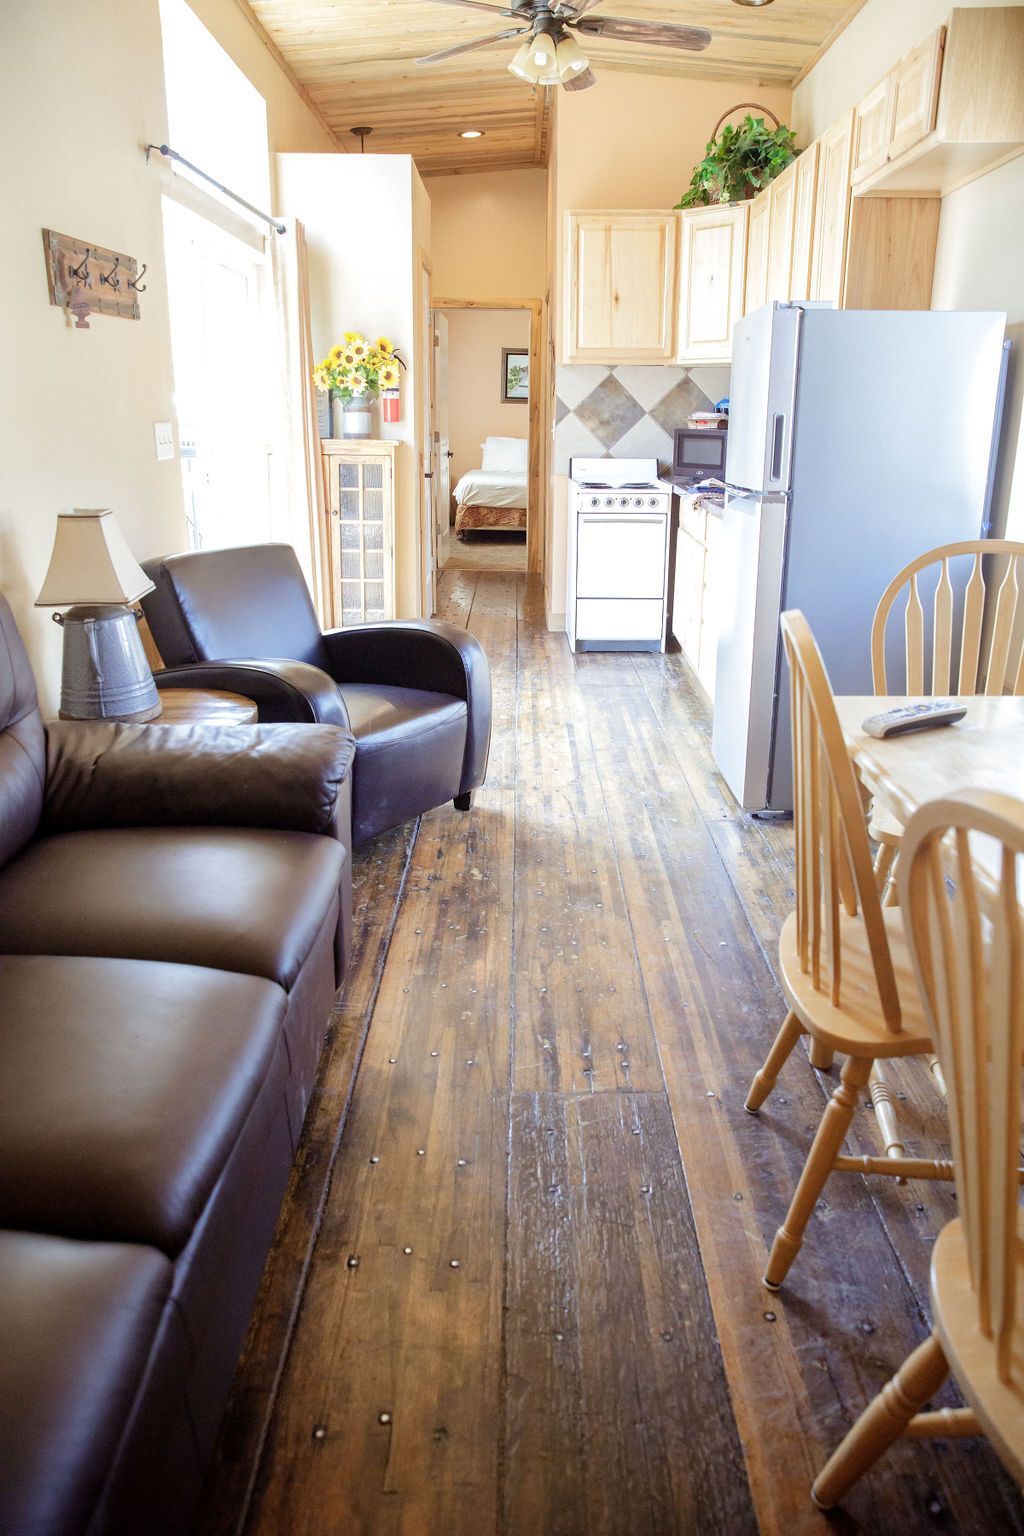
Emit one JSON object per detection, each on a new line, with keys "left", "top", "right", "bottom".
{"left": 433, "top": 295, "right": 546, "bottom": 579}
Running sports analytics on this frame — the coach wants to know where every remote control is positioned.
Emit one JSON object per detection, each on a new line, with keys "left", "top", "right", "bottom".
{"left": 861, "top": 700, "right": 968, "bottom": 739}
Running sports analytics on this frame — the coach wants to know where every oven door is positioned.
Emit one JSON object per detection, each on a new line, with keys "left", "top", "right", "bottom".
{"left": 576, "top": 513, "right": 667, "bottom": 599}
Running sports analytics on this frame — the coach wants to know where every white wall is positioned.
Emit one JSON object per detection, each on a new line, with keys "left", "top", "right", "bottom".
{"left": 426, "top": 169, "right": 547, "bottom": 301}
{"left": 277, "top": 154, "right": 430, "bottom": 617}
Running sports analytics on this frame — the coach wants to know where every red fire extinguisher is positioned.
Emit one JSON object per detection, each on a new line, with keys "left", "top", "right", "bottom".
{"left": 382, "top": 351, "right": 406, "bottom": 424}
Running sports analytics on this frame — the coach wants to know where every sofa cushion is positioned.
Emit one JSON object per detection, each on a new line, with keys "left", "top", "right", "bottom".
{"left": 0, "top": 826, "right": 345, "bottom": 989}
{"left": 0, "top": 1229, "right": 171, "bottom": 1536}
{"left": 0, "top": 953, "right": 286, "bottom": 1254}
{"left": 0, "top": 596, "right": 46, "bottom": 868}
{"left": 340, "top": 685, "right": 468, "bottom": 844}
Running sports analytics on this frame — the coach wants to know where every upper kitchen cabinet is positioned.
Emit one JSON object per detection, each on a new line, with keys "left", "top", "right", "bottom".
{"left": 809, "top": 111, "right": 854, "bottom": 307}
{"left": 790, "top": 142, "right": 819, "bottom": 302}
{"left": 676, "top": 203, "right": 748, "bottom": 365}
{"left": 855, "top": 8, "right": 1024, "bottom": 196}
{"left": 850, "top": 76, "right": 893, "bottom": 186}
{"left": 743, "top": 189, "right": 772, "bottom": 314}
{"left": 565, "top": 212, "right": 678, "bottom": 363}
{"left": 766, "top": 159, "right": 798, "bottom": 302}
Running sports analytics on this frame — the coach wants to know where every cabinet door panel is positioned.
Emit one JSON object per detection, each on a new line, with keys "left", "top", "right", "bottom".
{"left": 766, "top": 161, "right": 797, "bottom": 301}
{"left": 567, "top": 213, "right": 676, "bottom": 361}
{"left": 809, "top": 110, "right": 854, "bottom": 306}
{"left": 744, "top": 190, "right": 771, "bottom": 313}
{"left": 888, "top": 29, "right": 944, "bottom": 161}
{"left": 851, "top": 76, "right": 892, "bottom": 184}
{"left": 790, "top": 142, "right": 819, "bottom": 301}
{"left": 676, "top": 204, "right": 747, "bottom": 363}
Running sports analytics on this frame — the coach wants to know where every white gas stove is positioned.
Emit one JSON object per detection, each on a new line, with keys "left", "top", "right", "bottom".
{"left": 566, "top": 458, "right": 673, "bottom": 652}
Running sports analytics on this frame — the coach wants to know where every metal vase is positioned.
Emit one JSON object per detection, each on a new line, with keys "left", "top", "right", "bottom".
{"left": 56, "top": 605, "right": 162, "bottom": 722}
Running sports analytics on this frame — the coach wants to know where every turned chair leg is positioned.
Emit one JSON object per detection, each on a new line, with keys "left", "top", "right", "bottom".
{"left": 764, "top": 1054, "right": 872, "bottom": 1290}
{"left": 808, "top": 1037, "right": 835, "bottom": 1071}
{"left": 812, "top": 1333, "right": 949, "bottom": 1509}
{"left": 453, "top": 791, "right": 473, "bottom": 811}
{"left": 869, "top": 1061, "right": 907, "bottom": 1182}
{"left": 745, "top": 1012, "right": 803, "bottom": 1113}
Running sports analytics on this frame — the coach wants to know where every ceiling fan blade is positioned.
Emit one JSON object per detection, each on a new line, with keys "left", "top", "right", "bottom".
{"left": 571, "top": 16, "right": 712, "bottom": 50}
{"left": 428, "top": 0, "right": 521, "bottom": 13}
{"left": 561, "top": 65, "right": 598, "bottom": 90}
{"left": 416, "top": 26, "right": 528, "bottom": 64}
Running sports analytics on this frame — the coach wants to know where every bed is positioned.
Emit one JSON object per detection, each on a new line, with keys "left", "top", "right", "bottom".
{"left": 453, "top": 436, "right": 528, "bottom": 538}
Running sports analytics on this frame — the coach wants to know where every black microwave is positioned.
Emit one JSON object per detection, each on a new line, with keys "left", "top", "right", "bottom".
{"left": 672, "top": 426, "right": 728, "bottom": 485}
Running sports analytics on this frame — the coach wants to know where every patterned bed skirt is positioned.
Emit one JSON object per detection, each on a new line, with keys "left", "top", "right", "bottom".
{"left": 455, "top": 502, "right": 527, "bottom": 536}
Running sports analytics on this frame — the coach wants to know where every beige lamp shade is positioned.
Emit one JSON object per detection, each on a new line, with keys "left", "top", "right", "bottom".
{"left": 35, "top": 509, "right": 155, "bottom": 607}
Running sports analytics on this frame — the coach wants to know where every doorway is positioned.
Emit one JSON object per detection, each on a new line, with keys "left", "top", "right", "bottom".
{"left": 433, "top": 299, "right": 542, "bottom": 575}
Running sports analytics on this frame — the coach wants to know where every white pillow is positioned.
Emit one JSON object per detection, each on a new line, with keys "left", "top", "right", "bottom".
{"left": 481, "top": 436, "right": 528, "bottom": 472}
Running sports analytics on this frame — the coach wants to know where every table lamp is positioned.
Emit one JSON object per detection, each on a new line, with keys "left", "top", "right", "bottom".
{"left": 35, "top": 509, "right": 162, "bottom": 722}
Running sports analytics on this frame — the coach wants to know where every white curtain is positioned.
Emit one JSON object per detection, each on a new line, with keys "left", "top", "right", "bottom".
{"left": 271, "top": 219, "right": 331, "bottom": 625}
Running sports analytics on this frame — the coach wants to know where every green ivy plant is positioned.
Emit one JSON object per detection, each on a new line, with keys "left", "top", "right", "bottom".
{"left": 675, "top": 115, "right": 798, "bottom": 209}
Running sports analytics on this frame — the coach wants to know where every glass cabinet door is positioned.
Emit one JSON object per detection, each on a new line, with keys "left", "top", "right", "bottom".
{"left": 326, "top": 447, "right": 395, "bottom": 625}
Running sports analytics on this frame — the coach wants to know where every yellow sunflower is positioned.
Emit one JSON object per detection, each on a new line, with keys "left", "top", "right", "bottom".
{"left": 328, "top": 343, "right": 346, "bottom": 363}
{"left": 379, "top": 363, "right": 400, "bottom": 389}
{"left": 350, "top": 338, "right": 368, "bottom": 361}
{"left": 343, "top": 370, "right": 366, "bottom": 394}
{"left": 376, "top": 336, "right": 394, "bottom": 355}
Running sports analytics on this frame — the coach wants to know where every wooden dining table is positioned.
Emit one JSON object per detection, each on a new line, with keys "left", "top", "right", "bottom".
{"left": 835, "top": 694, "right": 1024, "bottom": 899}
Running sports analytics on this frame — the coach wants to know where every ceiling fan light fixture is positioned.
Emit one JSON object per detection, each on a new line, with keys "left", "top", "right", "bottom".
{"left": 507, "top": 38, "right": 538, "bottom": 82}
{"left": 556, "top": 32, "right": 589, "bottom": 79}
{"left": 529, "top": 29, "right": 558, "bottom": 74}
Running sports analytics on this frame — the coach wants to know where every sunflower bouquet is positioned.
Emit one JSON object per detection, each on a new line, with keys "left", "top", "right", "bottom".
{"left": 313, "top": 332, "right": 403, "bottom": 403}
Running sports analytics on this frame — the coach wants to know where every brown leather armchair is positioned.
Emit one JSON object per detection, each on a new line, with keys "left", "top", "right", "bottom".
{"left": 140, "top": 543, "right": 492, "bottom": 844}
{"left": 0, "top": 594, "right": 355, "bottom": 1536}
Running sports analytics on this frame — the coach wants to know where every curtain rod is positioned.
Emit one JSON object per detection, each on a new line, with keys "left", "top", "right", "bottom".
{"left": 145, "top": 143, "right": 286, "bottom": 234}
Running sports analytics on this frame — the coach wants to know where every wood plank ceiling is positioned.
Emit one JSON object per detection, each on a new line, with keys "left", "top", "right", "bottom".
{"left": 245, "top": 0, "right": 866, "bottom": 175}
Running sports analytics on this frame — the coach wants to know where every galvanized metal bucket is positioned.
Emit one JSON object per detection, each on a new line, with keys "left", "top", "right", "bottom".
{"left": 55, "top": 605, "right": 161, "bottom": 722}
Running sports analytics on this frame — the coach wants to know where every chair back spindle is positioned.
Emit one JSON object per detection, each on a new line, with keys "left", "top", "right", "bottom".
{"left": 901, "top": 793, "right": 1024, "bottom": 1382}
{"left": 872, "top": 542, "right": 1024, "bottom": 699}
{"left": 782, "top": 610, "right": 902, "bottom": 1030}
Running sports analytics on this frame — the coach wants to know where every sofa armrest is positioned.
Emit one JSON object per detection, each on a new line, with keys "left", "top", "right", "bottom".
{"left": 154, "top": 659, "right": 350, "bottom": 728}
{"left": 43, "top": 721, "right": 356, "bottom": 839}
{"left": 321, "top": 621, "right": 492, "bottom": 794}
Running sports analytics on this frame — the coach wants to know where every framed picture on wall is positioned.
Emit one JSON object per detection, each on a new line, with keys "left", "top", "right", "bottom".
{"left": 501, "top": 348, "right": 530, "bottom": 403}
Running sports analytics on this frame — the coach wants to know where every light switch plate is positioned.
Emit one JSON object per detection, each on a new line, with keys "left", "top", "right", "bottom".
{"left": 154, "top": 422, "right": 175, "bottom": 461}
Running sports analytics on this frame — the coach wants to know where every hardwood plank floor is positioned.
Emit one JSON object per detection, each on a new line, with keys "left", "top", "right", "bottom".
{"left": 196, "top": 570, "right": 1024, "bottom": 1536}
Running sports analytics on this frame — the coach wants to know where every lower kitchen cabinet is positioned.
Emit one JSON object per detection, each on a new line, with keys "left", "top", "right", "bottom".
{"left": 672, "top": 494, "right": 724, "bottom": 699}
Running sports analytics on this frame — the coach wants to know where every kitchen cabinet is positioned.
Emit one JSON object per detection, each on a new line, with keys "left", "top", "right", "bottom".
{"left": 888, "top": 30, "right": 944, "bottom": 159}
{"left": 790, "top": 142, "right": 819, "bottom": 301}
{"left": 565, "top": 211, "right": 677, "bottom": 362}
{"left": 676, "top": 203, "right": 748, "bottom": 364}
{"left": 321, "top": 439, "right": 397, "bottom": 625}
{"left": 851, "top": 77, "right": 893, "bottom": 185}
{"left": 766, "top": 160, "right": 798, "bottom": 302}
{"left": 856, "top": 9, "right": 1024, "bottom": 196}
{"left": 809, "top": 110, "right": 854, "bottom": 306}
{"left": 744, "top": 190, "right": 771, "bottom": 313}
{"left": 672, "top": 492, "right": 724, "bottom": 699}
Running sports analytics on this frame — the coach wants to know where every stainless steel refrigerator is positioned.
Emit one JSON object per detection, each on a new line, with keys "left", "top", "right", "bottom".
{"left": 711, "top": 301, "right": 1008, "bottom": 814}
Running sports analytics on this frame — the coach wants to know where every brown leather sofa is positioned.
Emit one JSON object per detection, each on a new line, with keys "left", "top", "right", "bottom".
{"left": 0, "top": 596, "right": 356, "bottom": 1536}
{"left": 139, "top": 543, "right": 492, "bottom": 845}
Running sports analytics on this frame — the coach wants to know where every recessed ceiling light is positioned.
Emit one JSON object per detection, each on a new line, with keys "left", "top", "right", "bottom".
{"left": 732, "top": 0, "right": 774, "bottom": 6}
{"left": 459, "top": 129, "right": 485, "bottom": 139}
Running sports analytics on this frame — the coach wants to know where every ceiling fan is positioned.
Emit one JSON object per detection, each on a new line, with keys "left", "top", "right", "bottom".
{"left": 415, "top": 0, "right": 712, "bottom": 92}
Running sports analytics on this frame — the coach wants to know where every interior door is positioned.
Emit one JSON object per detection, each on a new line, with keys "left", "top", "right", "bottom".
{"left": 433, "top": 310, "right": 451, "bottom": 568}
{"left": 419, "top": 262, "right": 436, "bottom": 616}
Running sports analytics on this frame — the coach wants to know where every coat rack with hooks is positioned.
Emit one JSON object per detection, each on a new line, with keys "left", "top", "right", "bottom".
{"left": 42, "top": 229, "right": 145, "bottom": 330}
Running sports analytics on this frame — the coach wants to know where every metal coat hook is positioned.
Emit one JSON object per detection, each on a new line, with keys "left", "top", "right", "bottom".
{"left": 128, "top": 263, "right": 147, "bottom": 293}
{"left": 100, "top": 255, "right": 121, "bottom": 290}
{"left": 67, "top": 249, "right": 92, "bottom": 284}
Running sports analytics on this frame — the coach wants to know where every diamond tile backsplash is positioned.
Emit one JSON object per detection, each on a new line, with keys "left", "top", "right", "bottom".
{"left": 554, "top": 364, "right": 730, "bottom": 475}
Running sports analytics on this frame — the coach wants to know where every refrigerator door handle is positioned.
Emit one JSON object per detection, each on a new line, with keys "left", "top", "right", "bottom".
{"left": 770, "top": 414, "right": 786, "bottom": 483}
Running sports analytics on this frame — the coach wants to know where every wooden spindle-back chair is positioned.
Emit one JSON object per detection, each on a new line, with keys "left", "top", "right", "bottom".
{"left": 868, "top": 541, "right": 1024, "bottom": 1143}
{"left": 813, "top": 790, "right": 1024, "bottom": 1507}
{"left": 745, "top": 611, "right": 938, "bottom": 1289}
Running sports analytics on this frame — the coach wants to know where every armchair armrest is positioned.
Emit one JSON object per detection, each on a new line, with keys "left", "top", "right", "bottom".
{"left": 43, "top": 721, "right": 356, "bottom": 839}
{"left": 321, "top": 621, "right": 491, "bottom": 794}
{"left": 154, "top": 659, "right": 350, "bottom": 728}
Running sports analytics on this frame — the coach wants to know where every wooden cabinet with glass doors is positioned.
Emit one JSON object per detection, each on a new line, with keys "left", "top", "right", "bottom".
{"left": 321, "top": 439, "right": 397, "bottom": 627}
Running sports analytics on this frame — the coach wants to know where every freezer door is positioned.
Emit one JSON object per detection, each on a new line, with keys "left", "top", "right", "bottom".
{"left": 726, "top": 304, "right": 802, "bottom": 495}
{"left": 711, "top": 492, "right": 788, "bottom": 810}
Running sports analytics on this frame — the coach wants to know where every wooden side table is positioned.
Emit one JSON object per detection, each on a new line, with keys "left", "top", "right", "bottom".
{"left": 155, "top": 688, "right": 258, "bottom": 725}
